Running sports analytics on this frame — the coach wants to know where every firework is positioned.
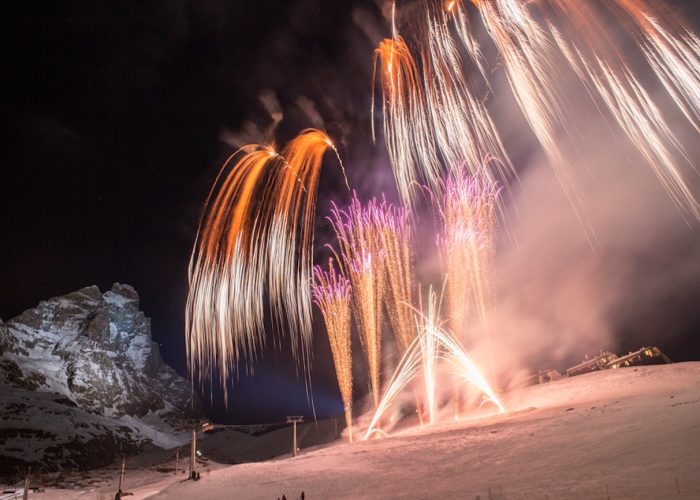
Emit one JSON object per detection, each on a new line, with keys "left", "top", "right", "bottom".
{"left": 328, "top": 197, "right": 385, "bottom": 409}
{"left": 466, "top": 0, "right": 699, "bottom": 220}
{"left": 416, "top": 288, "right": 441, "bottom": 426}
{"left": 373, "top": 36, "right": 440, "bottom": 208}
{"left": 421, "top": 1, "right": 513, "bottom": 183}
{"left": 615, "top": 0, "right": 700, "bottom": 134}
{"left": 374, "top": 2, "right": 513, "bottom": 210}
{"left": 438, "top": 172, "right": 499, "bottom": 353}
{"left": 312, "top": 259, "right": 354, "bottom": 442}
{"left": 471, "top": 0, "right": 591, "bottom": 227}
{"left": 371, "top": 199, "right": 417, "bottom": 354}
{"left": 540, "top": 0, "right": 700, "bottom": 219}
{"left": 186, "top": 129, "right": 343, "bottom": 404}
{"left": 439, "top": 327, "right": 505, "bottom": 414}
{"left": 364, "top": 287, "right": 504, "bottom": 440}
{"left": 364, "top": 338, "right": 423, "bottom": 439}
{"left": 373, "top": 198, "right": 428, "bottom": 424}
{"left": 375, "top": 1, "right": 698, "bottom": 226}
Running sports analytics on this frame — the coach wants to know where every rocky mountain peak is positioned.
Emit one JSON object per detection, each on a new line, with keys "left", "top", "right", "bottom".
{"left": 0, "top": 284, "right": 201, "bottom": 475}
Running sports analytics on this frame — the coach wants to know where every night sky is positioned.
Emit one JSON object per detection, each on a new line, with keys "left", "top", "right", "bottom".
{"left": 4, "top": 1, "right": 700, "bottom": 423}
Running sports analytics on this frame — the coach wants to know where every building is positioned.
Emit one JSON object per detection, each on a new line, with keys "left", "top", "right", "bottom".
{"left": 566, "top": 351, "right": 619, "bottom": 377}
{"left": 606, "top": 347, "right": 671, "bottom": 369}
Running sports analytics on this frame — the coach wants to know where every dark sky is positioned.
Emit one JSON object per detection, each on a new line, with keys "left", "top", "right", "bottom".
{"left": 4, "top": 0, "right": 387, "bottom": 423}
{"left": 3, "top": 1, "right": 700, "bottom": 423}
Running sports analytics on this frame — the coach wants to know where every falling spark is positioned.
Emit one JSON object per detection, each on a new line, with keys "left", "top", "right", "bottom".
{"left": 452, "top": 1, "right": 489, "bottom": 80}
{"left": 377, "top": 0, "right": 698, "bottom": 233}
{"left": 186, "top": 129, "right": 340, "bottom": 404}
{"left": 373, "top": 1, "right": 513, "bottom": 210}
{"left": 373, "top": 36, "right": 440, "bottom": 208}
{"left": 466, "top": 0, "right": 699, "bottom": 220}
{"left": 312, "top": 259, "right": 354, "bottom": 442}
{"left": 421, "top": 1, "right": 514, "bottom": 183}
{"left": 472, "top": 0, "right": 593, "bottom": 232}
{"left": 539, "top": 0, "right": 700, "bottom": 219}
{"left": 614, "top": 0, "right": 700, "bottom": 134}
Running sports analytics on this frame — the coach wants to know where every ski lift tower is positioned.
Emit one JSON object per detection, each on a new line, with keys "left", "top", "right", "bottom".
{"left": 176, "top": 418, "right": 213, "bottom": 480}
{"left": 286, "top": 416, "right": 304, "bottom": 457}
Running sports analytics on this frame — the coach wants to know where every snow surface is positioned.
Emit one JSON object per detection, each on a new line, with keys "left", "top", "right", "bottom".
{"left": 11, "top": 362, "right": 700, "bottom": 499}
{"left": 116, "top": 415, "right": 188, "bottom": 450}
{"left": 0, "top": 389, "right": 189, "bottom": 465}
{"left": 103, "top": 291, "right": 132, "bottom": 308}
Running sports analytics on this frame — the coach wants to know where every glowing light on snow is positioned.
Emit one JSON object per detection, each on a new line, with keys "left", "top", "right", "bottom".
{"left": 364, "top": 288, "right": 504, "bottom": 440}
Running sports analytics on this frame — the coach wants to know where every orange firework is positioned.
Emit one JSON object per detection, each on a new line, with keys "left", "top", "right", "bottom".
{"left": 373, "top": 36, "right": 440, "bottom": 209}
{"left": 374, "top": 1, "right": 513, "bottom": 213}
{"left": 467, "top": 0, "right": 700, "bottom": 221}
{"left": 186, "top": 129, "right": 345, "bottom": 404}
{"left": 328, "top": 196, "right": 386, "bottom": 409}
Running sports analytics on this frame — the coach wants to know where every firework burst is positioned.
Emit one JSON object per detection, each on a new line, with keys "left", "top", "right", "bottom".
{"left": 615, "top": 0, "right": 700, "bottom": 134}
{"left": 186, "top": 129, "right": 344, "bottom": 404}
{"left": 374, "top": 35, "right": 440, "bottom": 209}
{"left": 364, "top": 287, "right": 504, "bottom": 440}
{"left": 371, "top": 199, "right": 417, "bottom": 354}
{"left": 312, "top": 259, "right": 354, "bottom": 442}
{"left": 421, "top": 1, "right": 514, "bottom": 183}
{"left": 540, "top": 0, "right": 700, "bottom": 219}
{"left": 467, "top": 0, "right": 700, "bottom": 220}
{"left": 328, "top": 196, "right": 386, "bottom": 409}
{"left": 377, "top": 0, "right": 699, "bottom": 226}
{"left": 438, "top": 172, "right": 499, "bottom": 352}
{"left": 186, "top": 0, "right": 700, "bottom": 421}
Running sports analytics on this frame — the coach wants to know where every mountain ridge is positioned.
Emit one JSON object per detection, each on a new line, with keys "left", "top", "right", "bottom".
{"left": 0, "top": 283, "right": 200, "bottom": 478}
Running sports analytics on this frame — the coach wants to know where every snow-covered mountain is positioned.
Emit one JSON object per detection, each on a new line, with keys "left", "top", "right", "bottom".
{"left": 0, "top": 284, "right": 199, "bottom": 478}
